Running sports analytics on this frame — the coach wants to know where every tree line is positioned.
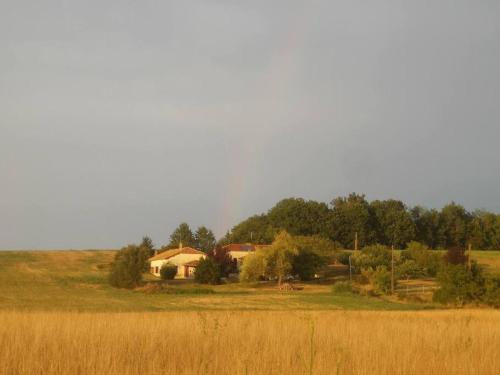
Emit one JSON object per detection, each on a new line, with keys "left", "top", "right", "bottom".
{"left": 221, "top": 194, "right": 500, "bottom": 250}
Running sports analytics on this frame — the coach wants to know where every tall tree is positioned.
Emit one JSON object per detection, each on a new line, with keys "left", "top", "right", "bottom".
{"left": 370, "top": 199, "right": 415, "bottom": 248}
{"left": 194, "top": 226, "right": 216, "bottom": 253}
{"left": 264, "top": 231, "right": 299, "bottom": 285}
{"left": 267, "top": 198, "right": 332, "bottom": 237}
{"left": 139, "top": 236, "right": 155, "bottom": 257}
{"left": 330, "top": 193, "right": 377, "bottom": 249}
{"left": 439, "top": 203, "right": 471, "bottom": 248}
{"left": 223, "top": 214, "right": 275, "bottom": 244}
{"left": 410, "top": 206, "right": 441, "bottom": 249}
{"left": 167, "top": 222, "right": 195, "bottom": 248}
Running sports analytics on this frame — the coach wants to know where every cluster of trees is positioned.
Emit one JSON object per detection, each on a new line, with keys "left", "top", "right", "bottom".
{"left": 221, "top": 194, "right": 500, "bottom": 250}
{"left": 336, "top": 243, "right": 500, "bottom": 306}
{"left": 165, "top": 223, "right": 216, "bottom": 253}
{"left": 240, "top": 231, "right": 326, "bottom": 284}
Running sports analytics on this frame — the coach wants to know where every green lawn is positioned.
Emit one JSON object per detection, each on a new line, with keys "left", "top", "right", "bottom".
{"left": 0, "top": 250, "right": 441, "bottom": 312}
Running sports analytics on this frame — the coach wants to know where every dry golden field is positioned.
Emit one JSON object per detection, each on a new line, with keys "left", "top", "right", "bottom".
{"left": 1, "top": 310, "right": 499, "bottom": 375}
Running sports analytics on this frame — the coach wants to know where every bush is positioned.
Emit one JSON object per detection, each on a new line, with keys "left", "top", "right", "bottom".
{"left": 362, "top": 266, "right": 394, "bottom": 295}
{"left": 108, "top": 245, "right": 145, "bottom": 289}
{"left": 352, "top": 245, "right": 391, "bottom": 271}
{"left": 433, "top": 262, "right": 485, "bottom": 305}
{"left": 403, "top": 241, "right": 443, "bottom": 277}
{"left": 331, "top": 281, "right": 353, "bottom": 294}
{"left": 334, "top": 251, "right": 351, "bottom": 266}
{"left": 292, "top": 249, "right": 325, "bottom": 281}
{"left": 194, "top": 258, "right": 221, "bottom": 284}
{"left": 160, "top": 264, "right": 177, "bottom": 280}
{"left": 483, "top": 276, "right": 500, "bottom": 307}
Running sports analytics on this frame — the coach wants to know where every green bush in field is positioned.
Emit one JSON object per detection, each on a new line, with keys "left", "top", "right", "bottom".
{"left": 194, "top": 258, "right": 221, "bottom": 284}
{"left": 352, "top": 245, "right": 392, "bottom": 271}
{"left": 160, "top": 264, "right": 177, "bottom": 280}
{"left": 292, "top": 249, "right": 326, "bottom": 281}
{"left": 483, "top": 276, "right": 500, "bottom": 307}
{"left": 402, "top": 241, "right": 443, "bottom": 277}
{"left": 362, "top": 266, "right": 394, "bottom": 295}
{"left": 433, "top": 262, "right": 485, "bottom": 305}
{"left": 331, "top": 281, "right": 353, "bottom": 294}
{"left": 108, "top": 245, "right": 144, "bottom": 289}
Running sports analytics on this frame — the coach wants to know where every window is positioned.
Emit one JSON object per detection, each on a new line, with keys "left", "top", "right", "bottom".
{"left": 155, "top": 266, "right": 159, "bottom": 274}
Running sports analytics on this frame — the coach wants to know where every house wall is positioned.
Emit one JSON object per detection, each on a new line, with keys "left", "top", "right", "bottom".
{"left": 150, "top": 253, "right": 206, "bottom": 278}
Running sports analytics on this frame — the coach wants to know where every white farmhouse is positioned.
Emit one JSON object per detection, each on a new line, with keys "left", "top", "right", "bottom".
{"left": 149, "top": 246, "right": 206, "bottom": 279}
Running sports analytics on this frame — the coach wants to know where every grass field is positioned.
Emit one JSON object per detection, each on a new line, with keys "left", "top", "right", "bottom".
{"left": 1, "top": 250, "right": 499, "bottom": 374}
{"left": 0, "top": 250, "right": 440, "bottom": 312}
{"left": 1, "top": 310, "right": 499, "bottom": 375}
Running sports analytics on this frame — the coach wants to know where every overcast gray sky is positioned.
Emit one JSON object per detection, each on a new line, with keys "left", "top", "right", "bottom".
{"left": 1, "top": 1, "right": 499, "bottom": 249}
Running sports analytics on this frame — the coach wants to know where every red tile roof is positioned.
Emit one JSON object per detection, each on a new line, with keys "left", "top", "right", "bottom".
{"left": 149, "top": 247, "right": 205, "bottom": 261}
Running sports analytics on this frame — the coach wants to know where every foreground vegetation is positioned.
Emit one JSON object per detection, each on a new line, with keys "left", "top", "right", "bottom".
{"left": 1, "top": 310, "right": 499, "bottom": 374}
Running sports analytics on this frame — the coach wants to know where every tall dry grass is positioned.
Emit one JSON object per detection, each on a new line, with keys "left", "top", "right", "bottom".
{"left": 0, "top": 310, "right": 499, "bottom": 375}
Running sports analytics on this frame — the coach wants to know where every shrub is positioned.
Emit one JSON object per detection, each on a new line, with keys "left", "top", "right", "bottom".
{"left": 362, "top": 266, "right": 394, "bottom": 295}
{"left": 482, "top": 275, "right": 500, "bottom": 307}
{"left": 433, "top": 262, "right": 485, "bottom": 305}
{"left": 160, "top": 264, "right": 177, "bottom": 280}
{"left": 108, "top": 245, "right": 145, "bottom": 289}
{"left": 240, "top": 251, "right": 266, "bottom": 282}
{"left": 194, "top": 258, "right": 221, "bottom": 284}
{"left": 292, "top": 249, "right": 326, "bottom": 281}
{"left": 352, "top": 245, "right": 391, "bottom": 272}
{"left": 334, "top": 251, "right": 351, "bottom": 266}
{"left": 403, "top": 241, "right": 443, "bottom": 277}
{"left": 331, "top": 281, "right": 353, "bottom": 294}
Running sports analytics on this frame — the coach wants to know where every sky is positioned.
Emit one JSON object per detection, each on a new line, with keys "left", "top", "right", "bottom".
{"left": 1, "top": 1, "right": 500, "bottom": 249}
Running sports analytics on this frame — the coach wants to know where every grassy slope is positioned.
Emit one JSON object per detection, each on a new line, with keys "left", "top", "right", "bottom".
{"left": 0, "top": 250, "right": 498, "bottom": 312}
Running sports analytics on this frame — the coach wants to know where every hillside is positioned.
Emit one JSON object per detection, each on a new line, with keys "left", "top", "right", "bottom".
{"left": 1, "top": 250, "right": 498, "bottom": 312}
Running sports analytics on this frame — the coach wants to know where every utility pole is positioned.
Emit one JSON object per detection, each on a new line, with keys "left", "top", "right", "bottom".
{"left": 349, "top": 255, "right": 352, "bottom": 282}
{"left": 354, "top": 232, "right": 358, "bottom": 251}
{"left": 391, "top": 244, "right": 395, "bottom": 295}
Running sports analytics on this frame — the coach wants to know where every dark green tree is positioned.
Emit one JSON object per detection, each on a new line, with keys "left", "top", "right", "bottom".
{"left": 438, "top": 203, "right": 471, "bottom": 248}
{"left": 267, "top": 198, "right": 332, "bottom": 237}
{"left": 410, "top": 206, "right": 441, "bottom": 249}
{"left": 168, "top": 223, "right": 195, "bottom": 248}
{"left": 194, "top": 226, "right": 216, "bottom": 253}
{"left": 330, "top": 193, "right": 377, "bottom": 249}
{"left": 292, "top": 249, "right": 326, "bottom": 281}
{"left": 138, "top": 236, "right": 155, "bottom": 271}
{"left": 223, "top": 214, "right": 275, "bottom": 244}
{"left": 194, "top": 258, "right": 221, "bottom": 284}
{"left": 370, "top": 199, "right": 415, "bottom": 248}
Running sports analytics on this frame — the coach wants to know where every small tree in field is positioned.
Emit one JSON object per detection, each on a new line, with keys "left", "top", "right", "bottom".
{"left": 265, "top": 231, "right": 298, "bottom": 285}
{"left": 109, "top": 245, "right": 144, "bottom": 289}
{"left": 194, "top": 258, "right": 220, "bottom": 284}
{"left": 239, "top": 251, "right": 266, "bottom": 282}
{"left": 160, "top": 264, "right": 177, "bottom": 280}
